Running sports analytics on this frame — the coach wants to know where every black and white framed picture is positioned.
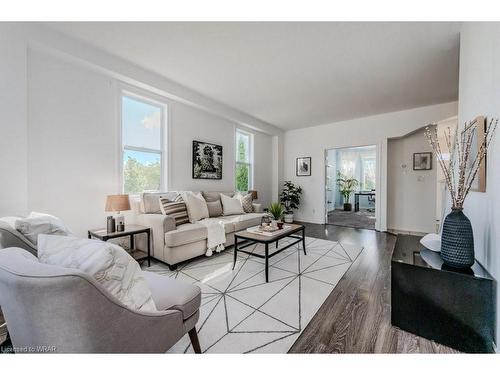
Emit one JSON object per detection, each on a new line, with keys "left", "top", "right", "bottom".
{"left": 296, "top": 157, "right": 312, "bottom": 176}
{"left": 413, "top": 152, "right": 432, "bottom": 170}
{"left": 192, "top": 140, "right": 223, "bottom": 179}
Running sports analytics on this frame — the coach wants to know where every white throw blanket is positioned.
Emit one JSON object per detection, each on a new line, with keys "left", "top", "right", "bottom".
{"left": 199, "top": 217, "right": 239, "bottom": 256}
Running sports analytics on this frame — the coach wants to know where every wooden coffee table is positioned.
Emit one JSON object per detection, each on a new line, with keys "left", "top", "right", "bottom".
{"left": 233, "top": 223, "right": 306, "bottom": 282}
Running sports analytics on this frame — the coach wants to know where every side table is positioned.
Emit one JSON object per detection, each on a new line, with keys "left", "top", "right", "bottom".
{"left": 88, "top": 225, "right": 151, "bottom": 267}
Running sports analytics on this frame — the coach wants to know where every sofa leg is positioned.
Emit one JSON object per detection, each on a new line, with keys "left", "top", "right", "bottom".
{"left": 188, "top": 327, "right": 201, "bottom": 354}
{"left": 168, "top": 264, "right": 177, "bottom": 271}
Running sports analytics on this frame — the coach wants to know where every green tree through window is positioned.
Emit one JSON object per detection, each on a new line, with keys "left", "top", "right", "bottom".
{"left": 235, "top": 130, "right": 252, "bottom": 191}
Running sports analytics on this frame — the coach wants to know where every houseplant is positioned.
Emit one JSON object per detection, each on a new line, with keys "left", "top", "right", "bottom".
{"left": 425, "top": 118, "right": 497, "bottom": 268}
{"left": 336, "top": 171, "right": 359, "bottom": 211}
{"left": 280, "top": 181, "right": 302, "bottom": 223}
{"left": 268, "top": 202, "right": 284, "bottom": 228}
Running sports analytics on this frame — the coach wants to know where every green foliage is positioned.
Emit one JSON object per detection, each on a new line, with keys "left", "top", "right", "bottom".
{"left": 336, "top": 171, "right": 359, "bottom": 203}
{"left": 235, "top": 163, "right": 249, "bottom": 191}
{"left": 237, "top": 138, "right": 246, "bottom": 162}
{"left": 280, "top": 181, "right": 302, "bottom": 213}
{"left": 235, "top": 137, "right": 249, "bottom": 191}
{"left": 268, "top": 202, "right": 284, "bottom": 220}
{"left": 124, "top": 156, "right": 161, "bottom": 193}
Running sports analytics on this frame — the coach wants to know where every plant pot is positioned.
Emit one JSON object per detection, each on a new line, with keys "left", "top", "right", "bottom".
{"left": 283, "top": 213, "right": 294, "bottom": 223}
{"left": 343, "top": 203, "right": 352, "bottom": 211}
{"left": 277, "top": 221, "right": 284, "bottom": 229}
{"left": 441, "top": 208, "right": 475, "bottom": 269}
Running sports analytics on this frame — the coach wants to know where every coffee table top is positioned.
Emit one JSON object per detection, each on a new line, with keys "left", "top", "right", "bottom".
{"left": 234, "top": 223, "right": 304, "bottom": 243}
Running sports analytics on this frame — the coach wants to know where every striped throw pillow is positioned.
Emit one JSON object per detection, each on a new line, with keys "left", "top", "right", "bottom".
{"left": 159, "top": 196, "right": 189, "bottom": 226}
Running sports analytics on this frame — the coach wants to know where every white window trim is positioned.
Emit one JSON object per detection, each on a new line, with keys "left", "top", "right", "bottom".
{"left": 235, "top": 128, "right": 254, "bottom": 191}
{"left": 120, "top": 88, "right": 168, "bottom": 194}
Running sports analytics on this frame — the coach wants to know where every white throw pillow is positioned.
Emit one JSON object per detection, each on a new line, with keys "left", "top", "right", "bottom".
{"left": 182, "top": 191, "right": 210, "bottom": 223}
{"left": 15, "top": 212, "right": 72, "bottom": 245}
{"left": 37, "top": 234, "right": 157, "bottom": 313}
{"left": 220, "top": 194, "right": 245, "bottom": 216}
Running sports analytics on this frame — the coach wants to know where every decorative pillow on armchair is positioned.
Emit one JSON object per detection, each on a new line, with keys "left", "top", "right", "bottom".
{"left": 15, "top": 212, "right": 72, "bottom": 245}
{"left": 37, "top": 234, "right": 157, "bottom": 313}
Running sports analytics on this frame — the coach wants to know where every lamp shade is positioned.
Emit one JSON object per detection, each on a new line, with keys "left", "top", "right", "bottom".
{"left": 105, "top": 194, "right": 130, "bottom": 212}
{"left": 248, "top": 190, "right": 258, "bottom": 200}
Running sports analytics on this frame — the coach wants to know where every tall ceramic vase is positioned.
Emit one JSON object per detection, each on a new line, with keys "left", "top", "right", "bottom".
{"left": 440, "top": 208, "right": 474, "bottom": 268}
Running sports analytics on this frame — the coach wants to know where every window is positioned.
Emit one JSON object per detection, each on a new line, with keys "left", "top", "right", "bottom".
{"left": 121, "top": 94, "right": 165, "bottom": 194}
{"left": 361, "top": 157, "right": 376, "bottom": 190}
{"left": 235, "top": 129, "right": 253, "bottom": 191}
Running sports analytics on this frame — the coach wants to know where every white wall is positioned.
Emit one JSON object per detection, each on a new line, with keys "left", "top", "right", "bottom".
{"left": 284, "top": 101, "right": 458, "bottom": 226}
{"left": 457, "top": 22, "right": 500, "bottom": 345}
{"left": 387, "top": 128, "right": 437, "bottom": 234}
{"left": 0, "top": 24, "right": 278, "bottom": 237}
{"left": 0, "top": 24, "right": 29, "bottom": 217}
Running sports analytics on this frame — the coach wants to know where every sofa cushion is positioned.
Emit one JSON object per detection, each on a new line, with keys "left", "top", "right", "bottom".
{"left": 159, "top": 197, "right": 189, "bottom": 226}
{"left": 202, "top": 191, "right": 235, "bottom": 202}
{"left": 206, "top": 200, "right": 223, "bottom": 217}
{"left": 165, "top": 221, "right": 235, "bottom": 247}
{"left": 182, "top": 192, "right": 209, "bottom": 223}
{"left": 142, "top": 271, "right": 201, "bottom": 319}
{"left": 235, "top": 192, "right": 254, "bottom": 213}
{"left": 232, "top": 213, "right": 266, "bottom": 232}
{"left": 221, "top": 194, "right": 245, "bottom": 216}
{"left": 141, "top": 192, "right": 179, "bottom": 214}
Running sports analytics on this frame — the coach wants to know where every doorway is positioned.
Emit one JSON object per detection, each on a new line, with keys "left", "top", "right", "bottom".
{"left": 325, "top": 145, "right": 377, "bottom": 230}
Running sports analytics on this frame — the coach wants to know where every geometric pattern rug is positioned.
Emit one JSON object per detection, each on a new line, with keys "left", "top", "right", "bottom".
{"left": 142, "top": 236, "right": 363, "bottom": 353}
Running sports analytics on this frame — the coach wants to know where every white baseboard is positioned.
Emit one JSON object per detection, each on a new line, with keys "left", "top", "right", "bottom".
{"left": 387, "top": 228, "right": 428, "bottom": 237}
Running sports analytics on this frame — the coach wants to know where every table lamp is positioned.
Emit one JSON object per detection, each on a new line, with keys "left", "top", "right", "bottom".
{"left": 105, "top": 194, "right": 130, "bottom": 232}
{"left": 248, "top": 190, "right": 258, "bottom": 201}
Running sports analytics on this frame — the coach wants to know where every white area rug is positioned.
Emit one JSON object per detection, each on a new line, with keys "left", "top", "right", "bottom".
{"left": 143, "top": 236, "right": 363, "bottom": 353}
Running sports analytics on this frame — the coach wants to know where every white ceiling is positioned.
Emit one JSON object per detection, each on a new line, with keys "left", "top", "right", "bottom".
{"left": 48, "top": 22, "right": 460, "bottom": 130}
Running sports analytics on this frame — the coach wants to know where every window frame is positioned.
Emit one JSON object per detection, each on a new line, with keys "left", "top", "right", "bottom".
{"left": 120, "top": 90, "right": 167, "bottom": 194}
{"left": 235, "top": 128, "right": 254, "bottom": 192}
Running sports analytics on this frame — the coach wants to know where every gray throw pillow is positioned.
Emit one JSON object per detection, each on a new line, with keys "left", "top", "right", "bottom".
{"left": 206, "top": 200, "right": 223, "bottom": 217}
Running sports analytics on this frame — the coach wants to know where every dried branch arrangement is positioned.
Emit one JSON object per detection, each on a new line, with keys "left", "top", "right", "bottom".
{"left": 424, "top": 118, "right": 497, "bottom": 210}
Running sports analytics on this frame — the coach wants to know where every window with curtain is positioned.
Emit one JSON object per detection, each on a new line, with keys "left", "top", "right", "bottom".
{"left": 122, "top": 94, "right": 166, "bottom": 194}
{"left": 235, "top": 129, "right": 253, "bottom": 191}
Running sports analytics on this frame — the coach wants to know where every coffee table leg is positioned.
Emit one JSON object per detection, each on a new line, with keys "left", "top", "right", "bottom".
{"left": 276, "top": 240, "right": 278, "bottom": 248}
{"left": 147, "top": 230, "right": 151, "bottom": 267}
{"left": 302, "top": 227, "right": 307, "bottom": 255}
{"left": 233, "top": 237, "right": 238, "bottom": 270}
{"left": 265, "top": 243, "right": 269, "bottom": 282}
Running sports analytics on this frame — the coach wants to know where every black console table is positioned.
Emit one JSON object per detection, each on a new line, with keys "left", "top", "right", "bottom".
{"left": 391, "top": 234, "right": 496, "bottom": 353}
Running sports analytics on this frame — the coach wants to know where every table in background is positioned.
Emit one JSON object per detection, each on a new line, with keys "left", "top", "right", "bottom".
{"left": 88, "top": 225, "right": 151, "bottom": 267}
{"left": 354, "top": 191, "right": 375, "bottom": 212}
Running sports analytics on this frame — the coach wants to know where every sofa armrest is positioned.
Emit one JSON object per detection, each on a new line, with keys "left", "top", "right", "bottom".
{"left": 252, "top": 203, "right": 263, "bottom": 213}
{"left": 136, "top": 214, "right": 176, "bottom": 258}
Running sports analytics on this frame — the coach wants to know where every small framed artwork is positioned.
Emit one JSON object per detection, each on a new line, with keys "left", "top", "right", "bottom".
{"left": 413, "top": 152, "right": 432, "bottom": 170}
{"left": 296, "top": 157, "right": 312, "bottom": 176}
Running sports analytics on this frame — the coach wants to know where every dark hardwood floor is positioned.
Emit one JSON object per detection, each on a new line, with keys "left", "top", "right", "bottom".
{"left": 289, "top": 222, "right": 459, "bottom": 353}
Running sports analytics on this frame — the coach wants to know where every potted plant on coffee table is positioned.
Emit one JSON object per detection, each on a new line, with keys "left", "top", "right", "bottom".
{"left": 280, "top": 181, "right": 303, "bottom": 223}
{"left": 336, "top": 171, "right": 358, "bottom": 211}
{"left": 268, "top": 202, "right": 285, "bottom": 229}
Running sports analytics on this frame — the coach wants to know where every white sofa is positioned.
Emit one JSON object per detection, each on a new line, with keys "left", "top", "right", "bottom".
{"left": 133, "top": 191, "right": 265, "bottom": 269}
